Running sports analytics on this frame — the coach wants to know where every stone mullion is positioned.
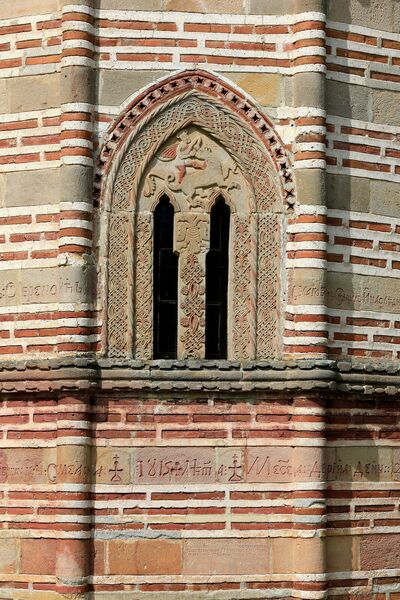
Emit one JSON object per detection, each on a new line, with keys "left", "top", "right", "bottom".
{"left": 134, "top": 213, "right": 154, "bottom": 360}
{"left": 175, "top": 213, "right": 210, "bottom": 360}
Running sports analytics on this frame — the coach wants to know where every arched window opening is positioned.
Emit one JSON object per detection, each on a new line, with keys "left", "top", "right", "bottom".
{"left": 206, "top": 196, "right": 230, "bottom": 359}
{"left": 153, "top": 195, "right": 178, "bottom": 359}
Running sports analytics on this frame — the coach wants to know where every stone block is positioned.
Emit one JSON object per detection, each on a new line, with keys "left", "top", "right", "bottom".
{"left": 95, "top": 448, "right": 131, "bottom": 484}
{"left": 61, "top": 164, "right": 93, "bottom": 204}
{"left": 0, "top": 175, "right": 5, "bottom": 208}
{"left": 98, "top": 70, "right": 167, "bottom": 108}
{"left": 271, "top": 538, "right": 292, "bottom": 573}
{"left": 288, "top": 269, "right": 400, "bottom": 314}
{"left": 229, "top": 73, "right": 282, "bottom": 107}
{"left": 327, "top": 536, "right": 358, "bottom": 572}
{"left": 294, "top": 0, "right": 325, "bottom": 9}
{"left": 61, "top": 66, "right": 94, "bottom": 105}
{"left": 56, "top": 445, "right": 92, "bottom": 484}
{"left": 95, "top": 0, "right": 163, "bottom": 7}
{"left": 370, "top": 180, "right": 400, "bottom": 218}
{"left": 360, "top": 534, "right": 400, "bottom": 570}
{"left": 108, "top": 540, "right": 182, "bottom": 575}
{"left": 0, "top": 0, "right": 58, "bottom": 18}
{"left": 326, "top": 80, "right": 370, "bottom": 120}
{"left": 134, "top": 447, "right": 215, "bottom": 484}
{"left": 20, "top": 538, "right": 57, "bottom": 575}
{"left": 295, "top": 168, "right": 325, "bottom": 205}
{"left": 395, "top": 2, "right": 400, "bottom": 33}
{"left": 0, "top": 81, "right": 7, "bottom": 114}
{"left": 183, "top": 538, "right": 270, "bottom": 575}
{"left": 293, "top": 72, "right": 324, "bottom": 107}
{"left": 0, "top": 448, "right": 54, "bottom": 485}
{"left": 248, "top": 0, "right": 293, "bottom": 14}
{"left": 326, "top": 173, "right": 370, "bottom": 212}
{"left": 373, "top": 90, "right": 400, "bottom": 126}
{"left": 0, "top": 539, "right": 17, "bottom": 574}
{"left": 56, "top": 539, "right": 89, "bottom": 579}
{"left": 93, "top": 541, "right": 105, "bottom": 576}
{"left": 165, "top": 0, "right": 244, "bottom": 12}
{"left": 8, "top": 73, "right": 60, "bottom": 113}
{"left": 335, "top": 446, "right": 393, "bottom": 482}
{"left": 328, "top": 0, "right": 394, "bottom": 33}
{"left": 4, "top": 168, "right": 60, "bottom": 207}
{"left": 293, "top": 538, "right": 325, "bottom": 573}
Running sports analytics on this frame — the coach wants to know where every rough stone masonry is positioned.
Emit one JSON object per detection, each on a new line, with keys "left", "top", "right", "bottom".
{"left": 0, "top": 0, "right": 400, "bottom": 598}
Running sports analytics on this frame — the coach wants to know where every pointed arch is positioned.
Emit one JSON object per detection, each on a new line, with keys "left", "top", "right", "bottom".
{"left": 97, "top": 70, "right": 294, "bottom": 360}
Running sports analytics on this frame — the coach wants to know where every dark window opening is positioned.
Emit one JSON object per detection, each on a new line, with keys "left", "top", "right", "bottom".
{"left": 205, "top": 196, "right": 230, "bottom": 359}
{"left": 153, "top": 195, "right": 178, "bottom": 358}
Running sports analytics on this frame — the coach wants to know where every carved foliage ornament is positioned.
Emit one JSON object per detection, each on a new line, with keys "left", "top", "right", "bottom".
{"left": 100, "top": 72, "right": 292, "bottom": 360}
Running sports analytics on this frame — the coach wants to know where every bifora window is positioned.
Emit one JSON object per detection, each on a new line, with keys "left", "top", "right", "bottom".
{"left": 153, "top": 193, "right": 230, "bottom": 360}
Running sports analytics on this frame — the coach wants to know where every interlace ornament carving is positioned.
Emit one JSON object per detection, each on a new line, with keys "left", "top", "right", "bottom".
{"left": 257, "top": 214, "right": 281, "bottom": 358}
{"left": 176, "top": 214, "right": 209, "bottom": 359}
{"left": 107, "top": 212, "right": 131, "bottom": 357}
{"left": 104, "top": 75, "right": 289, "bottom": 359}
{"left": 232, "top": 215, "right": 257, "bottom": 360}
{"left": 134, "top": 214, "right": 153, "bottom": 359}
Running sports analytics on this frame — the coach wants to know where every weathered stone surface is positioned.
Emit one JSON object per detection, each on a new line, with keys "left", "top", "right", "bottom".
{"left": 7, "top": 73, "right": 60, "bottom": 112}
{"left": 0, "top": 265, "right": 94, "bottom": 307}
{"left": 326, "top": 80, "right": 370, "bottom": 120}
{"left": 108, "top": 540, "right": 182, "bottom": 575}
{"left": 370, "top": 180, "right": 400, "bottom": 218}
{"left": 360, "top": 534, "right": 400, "bottom": 570}
{"left": 335, "top": 446, "right": 393, "bottom": 482}
{"left": 61, "top": 164, "right": 93, "bottom": 205}
{"left": 0, "top": 448, "right": 55, "bottom": 485}
{"left": 248, "top": 0, "right": 293, "bottom": 14}
{"left": 327, "top": 536, "right": 357, "bottom": 572}
{"left": 0, "top": 539, "right": 17, "bottom": 574}
{"left": 328, "top": 0, "right": 394, "bottom": 32}
{"left": 0, "top": 80, "right": 7, "bottom": 114}
{"left": 271, "top": 538, "right": 292, "bottom": 573}
{"left": 0, "top": 0, "right": 58, "bottom": 18}
{"left": 4, "top": 168, "right": 60, "bottom": 207}
{"left": 61, "top": 66, "right": 94, "bottom": 105}
{"left": 99, "top": 70, "right": 168, "bottom": 107}
{"left": 96, "top": 0, "right": 163, "bottom": 7}
{"left": 229, "top": 73, "right": 282, "bottom": 107}
{"left": 293, "top": 538, "right": 325, "bottom": 574}
{"left": 294, "top": 0, "right": 324, "bottom": 9}
{"left": 95, "top": 448, "right": 131, "bottom": 484}
{"left": 183, "top": 539, "right": 270, "bottom": 575}
{"left": 165, "top": 0, "right": 244, "bottom": 12}
{"left": 20, "top": 539, "right": 57, "bottom": 574}
{"left": 326, "top": 173, "right": 370, "bottom": 212}
{"left": 0, "top": 174, "right": 5, "bottom": 208}
{"left": 373, "top": 90, "right": 400, "bottom": 126}
{"left": 296, "top": 168, "right": 325, "bottom": 205}
{"left": 290, "top": 270, "right": 400, "bottom": 314}
{"left": 294, "top": 72, "right": 324, "bottom": 107}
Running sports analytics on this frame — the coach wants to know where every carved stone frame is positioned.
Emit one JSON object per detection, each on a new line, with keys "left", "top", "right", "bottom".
{"left": 97, "top": 71, "right": 294, "bottom": 361}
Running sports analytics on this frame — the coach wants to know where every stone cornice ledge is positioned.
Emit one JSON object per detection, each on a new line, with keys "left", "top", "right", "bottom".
{"left": 0, "top": 359, "right": 399, "bottom": 396}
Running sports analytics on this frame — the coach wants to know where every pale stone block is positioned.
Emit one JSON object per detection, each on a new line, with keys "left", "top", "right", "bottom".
{"left": 373, "top": 90, "right": 400, "bottom": 126}
{"left": 327, "top": 173, "right": 370, "bottom": 213}
{"left": 294, "top": 0, "right": 325, "bottom": 9}
{"left": 271, "top": 538, "right": 293, "bottom": 574}
{"left": 0, "top": 539, "right": 17, "bottom": 574}
{"left": 289, "top": 269, "right": 400, "bottom": 314}
{"left": 293, "top": 72, "right": 324, "bottom": 108}
{"left": 327, "top": 536, "right": 358, "bottom": 572}
{"left": 4, "top": 169, "right": 60, "bottom": 207}
{"left": 95, "top": 0, "right": 163, "bottom": 7}
{"left": 229, "top": 73, "right": 282, "bottom": 107}
{"left": 183, "top": 538, "right": 270, "bottom": 575}
{"left": 293, "top": 538, "right": 325, "bottom": 574}
{"left": 165, "top": 0, "right": 244, "bottom": 13}
{"left": 99, "top": 70, "right": 168, "bottom": 108}
{"left": 295, "top": 169, "right": 325, "bottom": 205}
{"left": 335, "top": 446, "right": 393, "bottom": 483}
{"left": 326, "top": 80, "right": 370, "bottom": 121}
{"left": 0, "top": 0, "right": 58, "bottom": 18}
{"left": 56, "top": 445, "right": 92, "bottom": 484}
{"left": 95, "top": 448, "right": 131, "bottom": 485}
{"left": 61, "top": 164, "right": 93, "bottom": 205}
{"left": 370, "top": 180, "right": 400, "bottom": 218}
{"left": 0, "top": 81, "right": 7, "bottom": 114}
{"left": 61, "top": 66, "right": 94, "bottom": 105}
{"left": 8, "top": 73, "right": 60, "bottom": 113}
{"left": 0, "top": 448, "right": 55, "bottom": 485}
{"left": 134, "top": 447, "right": 215, "bottom": 484}
{"left": 395, "top": 2, "right": 400, "bottom": 33}
{"left": 328, "top": 0, "right": 394, "bottom": 33}
{"left": 0, "top": 175, "right": 5, "bottom": 209}
{"left": 248, "top": 0, "right": 293, "bottom": 14}
{"left": 0, "top": 265, "right": 95, "bottom": 308}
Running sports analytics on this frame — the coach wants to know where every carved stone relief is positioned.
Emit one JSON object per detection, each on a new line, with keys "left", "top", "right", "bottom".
{"left": 105, "top": 87, "right": 287, "bottom": 360}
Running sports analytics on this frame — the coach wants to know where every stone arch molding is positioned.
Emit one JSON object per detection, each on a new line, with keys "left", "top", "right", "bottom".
{"left": 97, "top": 70, "right": 294, "bottom": 361}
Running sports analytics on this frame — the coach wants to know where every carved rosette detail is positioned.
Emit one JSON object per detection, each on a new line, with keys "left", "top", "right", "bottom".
{"left": 257, "top": 214, "right": 281, "bottom": 358}
{"left": 232, "top": 215, "right": 257, "bottom": 361}
{"left": 134, "top": 214, "right": 153, "bottom": 360}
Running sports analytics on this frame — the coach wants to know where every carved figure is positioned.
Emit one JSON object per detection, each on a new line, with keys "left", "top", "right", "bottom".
{"left": 143, "top": 130, "right": 241, "bottom": 209}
